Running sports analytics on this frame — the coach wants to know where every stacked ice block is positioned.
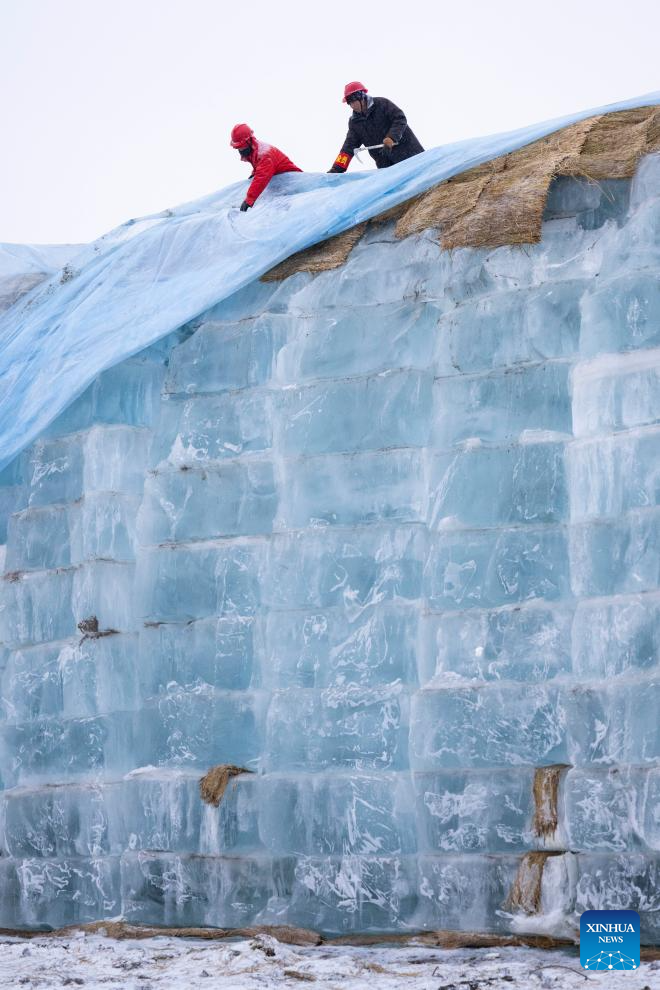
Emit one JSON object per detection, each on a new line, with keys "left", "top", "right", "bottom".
{"left": 1, "top": 163, "right": 659, "bottom": 937}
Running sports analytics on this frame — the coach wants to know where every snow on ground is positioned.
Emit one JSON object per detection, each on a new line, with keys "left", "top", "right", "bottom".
{"left": 0, "top": 934, "right": 658, "bottom": 990}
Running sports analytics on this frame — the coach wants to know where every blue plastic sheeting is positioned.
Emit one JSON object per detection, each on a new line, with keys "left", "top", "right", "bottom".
{"left": 1, "top": 91, "right": 659, "bottom": 473}
{"left": 0, "top": 243, "right": 82, "bottom": 279}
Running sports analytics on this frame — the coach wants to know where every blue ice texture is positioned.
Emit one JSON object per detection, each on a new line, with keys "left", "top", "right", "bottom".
{"left": 1, "top": 93, "right": 660, "bottom": 937}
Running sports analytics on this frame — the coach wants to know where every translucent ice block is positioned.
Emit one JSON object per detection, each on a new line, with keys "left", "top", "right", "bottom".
{"left": 414, "top": 769, "right": 535, "bottom": 853}
{"left": 139, "top": 462, "right": 277, "bottom": 543}
{"left": 411, "top": 685, "right": 568, "bottom": 769}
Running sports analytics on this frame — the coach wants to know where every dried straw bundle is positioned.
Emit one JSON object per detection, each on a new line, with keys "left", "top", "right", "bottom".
{"left": 532, "top": 765, "right": 569, "bottom": 839}
{"left": 261, "top": 224, "right": 367, "bottom": 281}
{"left": 199, "top": 764, "right": 252, "bottom": 807}
{"left": 504, "top": 851, "right": 563, "bottom": 915}
{"left": 263, "top": 103, "right": 660, "bottom": 278}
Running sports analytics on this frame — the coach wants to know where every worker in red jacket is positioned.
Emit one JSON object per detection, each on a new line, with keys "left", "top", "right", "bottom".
{"left": 230, "top": 124, "right": 302, "bottom": 211}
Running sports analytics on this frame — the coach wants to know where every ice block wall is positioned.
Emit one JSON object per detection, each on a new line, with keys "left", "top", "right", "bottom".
{"left": 0, "top": 162, "right": 659, "bottom": 938}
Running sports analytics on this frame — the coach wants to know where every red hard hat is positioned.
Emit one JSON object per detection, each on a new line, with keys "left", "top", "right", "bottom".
{"left": 343, "top": 81, "right": 368, "bottom": 103}
{"left": 230, "top": 123, "right": 254, "bottom": 148}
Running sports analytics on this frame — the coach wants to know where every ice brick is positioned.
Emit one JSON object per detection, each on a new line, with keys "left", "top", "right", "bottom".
{"left": 415, "top": 854, "right": 519, "bottom": 932}
{"left": 264, "top": 525, "right": 425, "bottom": 611}
{"left": 570, "top": 509, "right": 660, "bottom": 598}
{"left": 0, "top": 855, "right": 120, "bottom": 929}
{"left": 630, "top": 152, "right": 660, "bottom": 209}
{"left": 153, "top": 390, "right": 272, "bottom": 466}
{"left": 44, "top": 359, "right": 165, "bottom": 438}
{"left": 434, "top": 282, "right": 585, "bottom": 377}
{"left": 642, "top": 768, "right": 660, "bottom": 851}
{"left": 139, "top": 462, "right": 277, "bottom": 543}
{"left": 120, "top": 851, "right": 295, "bottom": 928}
{"left": 0, "top": 569, "right": 77, "bottom": 648}
{"left": 276, "top": 370, "right": 433, "bottom": 455}
{"left": 288, "top": 854, "right": 418, "bottom": 933}
{"left": 563, "top": 768, "right": 646, "bottom": 852}
{"left": 543, "top": 175, "right": 605, "bottom": 220}
{"left": 22, "top": 427, "right": 149, "bottom": 507}
{"left": 574, "top": 853, "right": 660, "bottom": 942}
{"left": 265, "top": 685, "right": 409, "bottom": 772}
{"left": 432, "top": 362, "right": 571, "bottom": 448}
{"left": 2, "top": 783, "right": 111, "bottom": 857}
{"left": 278, "top": 449, "right": 425, "bottom": 530}
{"left": 6, "top": 503, "right": 72, "bottom": 571}
{"left": 580, "top": 273, "right": 660, "bottom": 357}
{"left": 140, "top": 616, "right": 255, "bottom": 694}
{"left": 274, "top": 302, "right": 440, "bottom": 383}
{"left": 164, "top": 317, "right": 287, "bottom": 395}
{"left": 2, "top": 634, "right": 140, "bottom": 722}
{"left": 136, "top": 541, "right": 263, "bottom": 622}
{"left": 113, "top": 770, "right": 260, "bottom": 855}
{"left": 258, "top": 772, "right": 417, "bottom": 856}
{"left": 153, "top": 685, "right": 264, "bottom": 769}
{"left": 0, "top": 709, "right": 156, "bottom": 787}
{"left": 421, "top": 603, "right": 573, "bottom": 685}
{"left": 7, "top": 494, "right": 139, "bottom": 571}
{"left": 414, "top": 769, "right": 535, "bottom": 852}
{"left": 545, "top": 177, "right": 631, "bottom": 230}
{"left": 285, "top": 235, "right": 446, "bottom": 309}
{"left": 428, "top": 443, "right": 568, "bottom": 528}
{"left": 567, "top": 681, "right": 660, "bottom": 765}
{"left": 568, "top": 430, "right": 660, "bottom": 521}
{"left": 72, "top": 560, "right": 136, "bottom": 632}
{"left": 261, "top": 603, "right": 418, "bottom": 689}
{"left": 572, "top": 348, "right": 660, "bottom": 437}
{"left": 425, "top": 526, "right": 570, "bottom": 610}
{"left": 411, "top": 685, "right": 567, "bottom": 769}
{"left": 0, "top": 483, "right": 26, "bottom": 544}
{"left": 572, "top": 594, "right": 660, "bottom": 677}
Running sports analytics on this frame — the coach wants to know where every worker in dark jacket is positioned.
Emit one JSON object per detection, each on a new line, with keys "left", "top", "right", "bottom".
{"left": 230, "top": 123, "right": 302, "bottom": 210}
{"left": 328, "top": 81, "right": 424, "bottom": 173}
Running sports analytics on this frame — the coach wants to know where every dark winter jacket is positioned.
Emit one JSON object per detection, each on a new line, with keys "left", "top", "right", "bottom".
{"left": 244, "top": 140, "right": 302, "bottom": 206}
{"left": 331, "top": 96, "right": 424, "bottom": 171}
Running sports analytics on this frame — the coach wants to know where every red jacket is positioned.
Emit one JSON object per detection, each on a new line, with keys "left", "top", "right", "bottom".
{"left": 244, "top": 140, "right": 302, "bottom": 206}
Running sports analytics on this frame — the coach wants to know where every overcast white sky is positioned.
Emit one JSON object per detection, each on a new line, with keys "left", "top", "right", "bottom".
{"left": 1, "top": 0, "right": 659, "bottom": 244}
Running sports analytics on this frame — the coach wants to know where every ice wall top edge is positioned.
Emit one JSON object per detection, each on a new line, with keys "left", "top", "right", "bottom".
{"left": 1, "top": 90, "right": 660, "bottom": 474}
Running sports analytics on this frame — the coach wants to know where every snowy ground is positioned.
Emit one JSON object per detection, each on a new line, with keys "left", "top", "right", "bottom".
{"left": 1, "top": 934, "right": 659, "bottom": 990}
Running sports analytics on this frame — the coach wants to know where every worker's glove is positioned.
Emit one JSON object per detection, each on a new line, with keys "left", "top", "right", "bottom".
{"left": 383, "top": 136, "right": 396, "bottom": 149}
{"left": 239, "top": 200, "right": 252, "bottom": 212}
{"left": 327, "top": 165, "right": 344, "bottom": 173}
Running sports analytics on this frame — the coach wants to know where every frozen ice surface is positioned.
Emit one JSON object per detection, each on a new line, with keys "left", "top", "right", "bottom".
{"left": 261, "top": 603, "right": 418, "bottom": 689}
{"left": 411, "top": 685, "right": 568, "bottom": 769}
{"left": 139, "top": 462, "right": 278, "bottom": 543}
{"left": 432, "top": 362, "right": 572, "bottom": 448}
{"left": 421, "top": 603, "right": 573, "bottom": 684}
{"left": 1, "top": 634, "right": 140, "bottom": 721}
{"left": 2, "top": 105, "right": 660, "bottom": 936}
{"left": 572, "top": 593, "right": 660, "bottom": 677}
{"left": 415, "top": 854, "right": 520, "bottom": 932}
{"left": 428, "top": 442, "right": 568, "bottom": 527}
{"left": 414, "top": 769, "right": 535, "bottom": 852}
{"left": 563, "top": 767, "right": 648, "bottom": 851}
{"left": 153, "top": 390, "right": 273, "bottom": 467}
{"left": 424, "top": 526, "right": 570, "bottom": 610}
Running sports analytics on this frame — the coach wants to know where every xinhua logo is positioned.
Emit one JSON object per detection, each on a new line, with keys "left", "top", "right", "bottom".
{"left": 580, "top": 910, "right": 640, "bottom": 970}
